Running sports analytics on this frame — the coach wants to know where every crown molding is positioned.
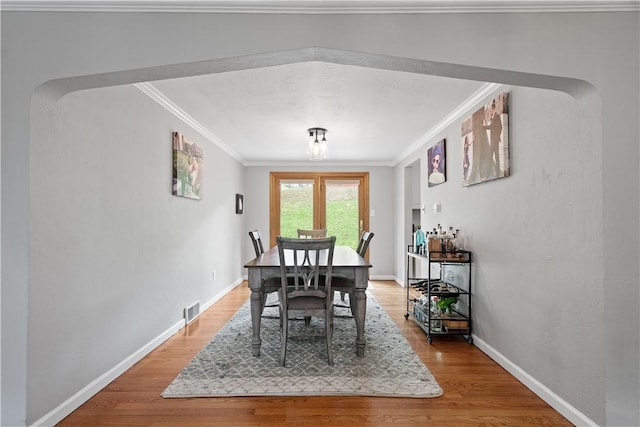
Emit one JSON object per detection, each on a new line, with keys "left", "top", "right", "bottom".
{"left": 391, "top": 82, "right": 502, "bottom": 166}
{"left": 2, "top": 0, "right": 639, "bottom": 13}
{"left": 133, "top": 82, "right": 245, "bottom": 163}
{"left": 243, "top": 160, "right": 394, "bottom": 167}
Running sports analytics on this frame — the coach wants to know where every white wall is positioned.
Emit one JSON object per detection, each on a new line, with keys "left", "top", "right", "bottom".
{"left": 396, "top": 85, "right": 603, "bottom": 424}
{"left": 28, "top": 84, "right": 245, "bottom": 423}
{"left": 1, "top": 9, "right": 638, "bottom": 427}
{"left": 243, "top": 166, "right": 395, "bottom": 278}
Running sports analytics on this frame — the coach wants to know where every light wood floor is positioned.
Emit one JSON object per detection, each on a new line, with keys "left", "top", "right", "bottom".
{"left": 57, "top": 281, "right": 572, "bottom": 426}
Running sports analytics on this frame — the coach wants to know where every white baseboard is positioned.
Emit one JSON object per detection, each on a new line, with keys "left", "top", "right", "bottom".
{"left": 31, "top": 318, "right": 184, "bottom": 427}
{"left": 199, "top": 277, "right": 245, "bottom": 315}
{"left": 472, "top": 335, "right": 597, "bottom": 427}
{"left": 370, "top": 274, "right": 397, "bottom": 281}
{"left": 31, "top": 277, "right": 245, "bottom": 427}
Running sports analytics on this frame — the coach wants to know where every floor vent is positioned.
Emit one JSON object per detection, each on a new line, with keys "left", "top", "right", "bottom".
{"left": 184, "top": 301, "right": 200, "bottom": 325}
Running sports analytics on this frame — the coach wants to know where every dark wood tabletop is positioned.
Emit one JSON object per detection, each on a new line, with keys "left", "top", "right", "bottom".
{"left": 244, "top": 245, "right": 372, "bottom": 268}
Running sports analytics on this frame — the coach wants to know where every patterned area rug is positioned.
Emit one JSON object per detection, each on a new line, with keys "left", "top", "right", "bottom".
{"left": 162, "top": 292, "right": 443, "bottom": 398}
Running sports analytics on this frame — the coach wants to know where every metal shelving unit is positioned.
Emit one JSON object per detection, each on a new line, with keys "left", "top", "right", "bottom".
{"left": 404, "top": 246, "right": 472, "bottom": 344}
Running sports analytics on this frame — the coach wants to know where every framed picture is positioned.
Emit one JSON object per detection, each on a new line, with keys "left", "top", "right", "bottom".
{"left": 172, "top": 132, "right": 203, "bottom": 200}
{"left": 427, "top": 139, "right": 446, "bottom": 187}
{"left": 462, "top": 92, "right": 510, "bottom": 186}
{"left": 236, "top": 194, "right": 244, "bottom": 214}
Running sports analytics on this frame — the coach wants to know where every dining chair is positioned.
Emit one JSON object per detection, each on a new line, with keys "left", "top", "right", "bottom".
{"left": 333, "top": 231, "right": 375, "bottom": 312}
{"left": 248, "top": 230, "right": 280, "bottom": 314}
{"left": 297, "top": 228, "right": 327, "bottom": 239}
{"left": 248, "top": 230, "right": 265, "bottom": 257}
{"left": 355, "top": 231, "right": 375, "bottom": 259}
{"left": 277, "top": 236, "right": 336, "bottom": 366}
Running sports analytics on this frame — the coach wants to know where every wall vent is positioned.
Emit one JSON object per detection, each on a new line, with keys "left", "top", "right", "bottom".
{"left": 184, "top": 301, "right": 200, "bottom": 325}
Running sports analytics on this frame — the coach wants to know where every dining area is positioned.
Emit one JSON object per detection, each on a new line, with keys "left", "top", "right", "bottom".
{"left": 244, "top": 229, "right": 374, "bottom": 365}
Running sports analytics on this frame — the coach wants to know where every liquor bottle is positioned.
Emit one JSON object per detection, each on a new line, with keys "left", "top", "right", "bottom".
{"left": 414, "top": 226, "right": 425, "bottom": 254}
{"left": 428, "top": 231, "right": 440, "bottom": 252}
{"left": 455, "top": 229, "right": 463, "bottom": 250}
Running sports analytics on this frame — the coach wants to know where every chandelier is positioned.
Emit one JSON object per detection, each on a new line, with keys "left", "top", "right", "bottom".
{"left": 307, "top": 127, "right": 328, "bottom": 161}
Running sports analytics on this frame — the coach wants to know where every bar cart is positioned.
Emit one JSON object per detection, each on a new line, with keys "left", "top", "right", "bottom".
{"left": 405, "top": 246, "right": 472, "bottom": 344}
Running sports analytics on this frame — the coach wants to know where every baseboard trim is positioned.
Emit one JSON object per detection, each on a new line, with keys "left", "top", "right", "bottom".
{"left": 30, "top": 318, "right": 184, "bottom": 427}
{"left": 31, "top": 278, "right": 245, "bottom": 427}
{"left": 200, "top": 277, "right": 245, "bottom": 313}
{"left": 472, "top": 335, "right": 597, "bottom": 427}
{"left": 370, "top": 274, "right": 397, "bottom": 281}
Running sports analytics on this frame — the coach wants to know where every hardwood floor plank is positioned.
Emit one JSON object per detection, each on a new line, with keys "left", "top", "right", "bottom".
{"left": 56, "top": 281, "right": 572, "bottom": 426}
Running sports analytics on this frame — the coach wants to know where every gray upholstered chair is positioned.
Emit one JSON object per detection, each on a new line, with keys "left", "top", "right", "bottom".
{"left": 248, "top": 230, "right": 280, "bottom": 314}
{"left": 296, "top": 228, "right": 327, "bottom": 239}
{"left": 276, "top": 236, "right": 336, "bottom": 366}
{"left": 333, "top": 231, "right": 374, "bottom": 311}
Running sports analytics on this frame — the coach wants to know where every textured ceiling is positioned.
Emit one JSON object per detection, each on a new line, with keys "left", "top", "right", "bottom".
{"left": 149, "top": 61, "right": 487, "bottom": 165}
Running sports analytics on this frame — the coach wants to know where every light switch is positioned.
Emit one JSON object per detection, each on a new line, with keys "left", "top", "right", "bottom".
{"left": 433, "top": 202, "right": 441, "bottom": 213}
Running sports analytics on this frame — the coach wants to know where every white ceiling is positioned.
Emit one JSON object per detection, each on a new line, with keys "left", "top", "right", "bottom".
{"left": 148, "top": 61, "right": 487, "bottom": 166}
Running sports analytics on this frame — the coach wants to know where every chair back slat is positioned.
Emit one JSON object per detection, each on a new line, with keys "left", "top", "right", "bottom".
{"left": 355, "top": 231, "right": 375, "bottom": 257}
{"left": 248, "top": 230, "right": 265, "bottom": 257}
{"left": 297, "top": 228, "right": 327, "bottom": 239}
{"left": 277, "top": 236, "right": 335, "bottom": 297}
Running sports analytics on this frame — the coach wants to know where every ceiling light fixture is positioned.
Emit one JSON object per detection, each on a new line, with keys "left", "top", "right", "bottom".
{"left": 307, "top": 127, "right": 328, "bottom": 161}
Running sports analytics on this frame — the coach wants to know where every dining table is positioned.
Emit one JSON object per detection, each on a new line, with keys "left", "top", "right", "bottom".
{"left": 244, "top": 245, "right": 372, "bottom": 358}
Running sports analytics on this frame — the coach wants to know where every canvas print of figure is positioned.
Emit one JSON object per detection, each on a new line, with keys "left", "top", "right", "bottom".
{"left": 172, "top": 132, "right": 203, "bottom": 200}
{"left": 427, "top": 139, "right": 446, "bottom": 187}
{"left": 462, "top": 92, "right": 510, "bottom": 186}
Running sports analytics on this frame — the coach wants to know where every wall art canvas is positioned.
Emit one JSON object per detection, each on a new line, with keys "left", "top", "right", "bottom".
{"left": 461, "top": 92, "right": 510, "bottom": 186}
{"left": 236, "top": 194, "right": 244, "bottom": 214}
{"left": 427, "top": 139, "right": 446, "bottom": 187}
{"left": 172, "top": 131, "right": 203, "bottom": 200}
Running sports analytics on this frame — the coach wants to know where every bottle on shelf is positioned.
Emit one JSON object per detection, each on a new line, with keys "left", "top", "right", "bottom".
{"left": 424, "top": 224, "right": 465, "bottom": 254}
{"left": 414, "top": 226, "right": 425, "bottom": 254}
{"left": 428, "top": 231, "right": 441, "bottom": 252}
{"left": 456, "top": 229, "right": 465, "bottom": 251}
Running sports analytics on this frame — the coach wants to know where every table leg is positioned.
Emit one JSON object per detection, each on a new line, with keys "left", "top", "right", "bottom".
{"left": 248, "top": 269, "right": 263, "bottom": 357}
{"left": 353, "top": 268, "right": 368, "bottom": 357}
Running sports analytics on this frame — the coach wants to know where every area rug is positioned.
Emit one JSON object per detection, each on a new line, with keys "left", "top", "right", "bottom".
{"left": 162, "top": 292, "right": 443, "bottom": 398}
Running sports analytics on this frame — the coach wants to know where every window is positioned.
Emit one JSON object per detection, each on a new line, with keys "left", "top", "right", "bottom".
{"left": 269, "top": 172, "right": 370, "bottom": 251}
